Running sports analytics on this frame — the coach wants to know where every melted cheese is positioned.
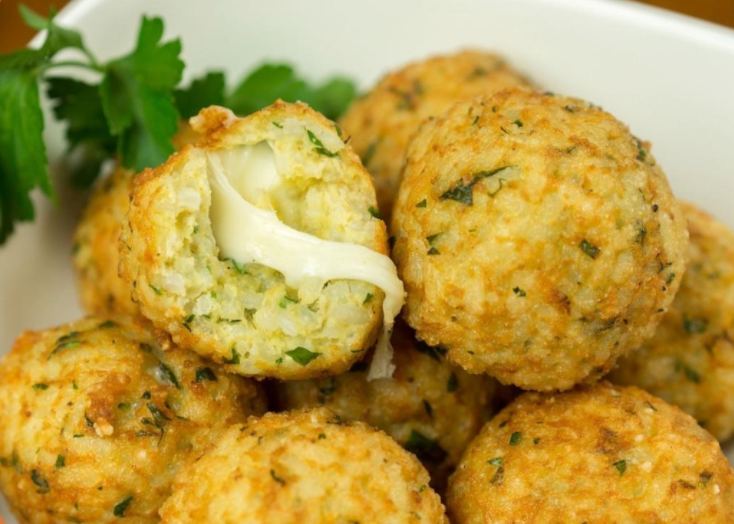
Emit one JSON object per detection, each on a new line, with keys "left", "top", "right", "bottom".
{"left": 207, "top": 144, "right": 404, "bottom": 379}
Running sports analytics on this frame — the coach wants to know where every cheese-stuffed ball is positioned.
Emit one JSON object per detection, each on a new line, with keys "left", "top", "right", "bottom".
{"left": 0, "top": 317, "right": 266, "bottom": 524}
{"left": 446, "top": 382, "right": 734, "bottom": 523}
{"left": 120, "top": 102, "right": 404, "bottom": 381}
{"left": 612, "top": 202, "right": 734, "bottom": 441}
{"left": 392, "top": 88, "right": 688, "bottom": 391}
{"left": 73, "top": 126, "right": 201, "bottom": 317}
{"left": 159, "top": 408, "right": 447, "bottom": 523}
{"left": 339, "top": 50, "right": 533, "bottom": 219}
{"left": 270, "top": 320, "right": 498, "bottom": 490}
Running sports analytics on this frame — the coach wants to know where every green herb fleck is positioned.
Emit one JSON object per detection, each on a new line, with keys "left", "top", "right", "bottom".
{"left": 680, "top": 362, "right": 701, "bottom": 383}
{"left": 513, "top": 119, "right": 523, "bottom": 127}
{"left": 55, "top": 455, "right": 65, "bottom": 468}
{"left": 635, "top": 226, "right": 647, "bottom": 245}
{"left": 447, "top": 372, "right": 459, "bottom": 393}
{"left": 156, "top": 363, "right": 181, "bottom": 389}
{"left": 149, "top": 284, "right": 163, "bottom": 295}
{"left": 362, "top": 140, "right": 378, "bottom": 166}
{"left": 286, "top": 347, "right": 320, "bottom": 366}
{"left": 488, "top": 457, "right": 503, "bottom": 467}
{"left": 440, "top": 166, "right": 513, "bottom": 206}
{"left": 579, "top": 239, "right": 601, "bottom": 259}
{"left": 147, "top": 402, "right": 171, "bottom": 430}
{"left": 195, "top": 367, "right": 217, "bottom": 383}
{"left": 404, "top": 430, "right": 448, "bottom": 463}
{"left": 98, "top": 320, "right": 116, "bottom": 329}
{"left": 512, "top": 287, "right": 526, "bottom": 297}
{"left": 490, "top": 466, "right": 505, "bottom": 485}
{"left": 363, "top": 293, "right": 374, "bottom": 305}
{"left": 224, "top": 348, "right": 241, "bottom": 365}
{"left": 509, "top": 432, "right": 522, "bottom": 446}
{"left": 683, "top": 318, "right": 708, "bottom": 334}
{"left": 415, "top": 342, "right": 448, "bottom": 362}
{"left": 272, "top": 121, "right": 283, "bottom": 129}
{"left": 228, "top": 258, "right": 247, "bottom": 275}
{"left": 318, "top": 433, "right": 326, "bottom": 440}
{"left": 270, "top": 469, "right": 286, "bottom": 485}
{"left": 613, "top": 459, "right": 627, "bottom": 476}
{"left": 279, "top": 295, "right": 299, "bottom": 308}
{"left": 113, "top": 496, "right": 133, "bottom": 517}
{"left": 423, "top": 400, "right": 433, "bottom": 418}
{"left": 32, "top": 383, "right": 49, "bottom": 391}
{"left": 182, "top": 314, "right": 195, "bottom": 332}
{"left": 306, "top": 128, "right": 337, "bottom": 157}
{"left": 31, "top": 469, "right": 49, "bottom": 494}
{"left": 368, "top": 206, "right": 380, "bottom": 219}
{"left": 416, "top": 199, "right": 427, "bottom": 208}
{"left": 666, "top": 273, "right": 676, "bottom": 284}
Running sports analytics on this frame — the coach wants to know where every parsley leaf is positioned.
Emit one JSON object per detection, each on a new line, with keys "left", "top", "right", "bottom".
{"left": 99, "top": 16, "right": 184, "bottom": 172}
{"left": 285, "top": 347, "right": 320, "bottom": 366}
{"left": 404, "top": 430, "right": 448, "bottom": 463}
{"left": 0, "top": 66, "right": 51, "bottom": 243}
{"left": 174, "top": 71, "right": 226, "bottom": 119}
{"left": 226, "top": 63, "right": 356, "bottom": 120}
{"left": 46, "top": 77, "right": 116, "bottom": 187}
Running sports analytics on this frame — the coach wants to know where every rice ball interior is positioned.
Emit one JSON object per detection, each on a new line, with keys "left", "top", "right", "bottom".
{"left": 121, "top": 102, "right": 399, "bottom": 380}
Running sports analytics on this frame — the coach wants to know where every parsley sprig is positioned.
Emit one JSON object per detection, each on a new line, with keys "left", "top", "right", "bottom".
{"left": 0, "top": 6, "right": 357, "bottom": 245}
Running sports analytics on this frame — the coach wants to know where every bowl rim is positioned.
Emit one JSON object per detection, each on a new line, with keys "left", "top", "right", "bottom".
{"left": 31, "top": 0, "right": 734, "bottom": 53}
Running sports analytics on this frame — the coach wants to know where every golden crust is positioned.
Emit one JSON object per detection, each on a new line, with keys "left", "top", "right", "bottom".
{"left": 339, "top": 50, "right": 533, "bottom": 219}
{"left": 73, "top": 166, "right": 138, "bottom": 317}
{"left": 160, "top": 408, "right": 448, "bottom": 523}
{"left": 73, "top": 124, "right": 201, "bottom": 318}
{"left": 0, "top": 317, "right": 266, "bottom": 524}
{"left": 120, "top": 102, "right": 388, "bottom": 380}
{"left": 270, "top": 321, "right": 498, "bottom": 491}
{"left": 612, "top": 202, "right": 734, "bottom": 441}
{"left": 446, "top": 382, "right": 734, "bottom": 523}
{"left": 391, "top": 88, "right": 689, "bottom": 391}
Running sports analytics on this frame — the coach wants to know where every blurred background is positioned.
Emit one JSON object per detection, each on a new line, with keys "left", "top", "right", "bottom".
{"left": 1, "top": 0, "right": 733, "bottom": 52}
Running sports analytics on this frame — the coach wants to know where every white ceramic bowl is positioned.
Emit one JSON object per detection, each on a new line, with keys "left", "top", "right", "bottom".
{"left": 2, "top": 0, "right": 734, "bottom": 520}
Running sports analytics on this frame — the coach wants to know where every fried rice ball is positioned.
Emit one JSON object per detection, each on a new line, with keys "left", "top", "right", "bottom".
{"left": 446, "top": 382, "right": 734, "bottom": 523}
{"left": 73, "top": 126, "right": 201, "bottom": 317}
{"left": 0, "top": 317, "right": 266, "bottom": 524}
{"left": 159, "top": 408, "right": 447, "bottom": 523}
{"left": 339, "top": 50, "right": 533, "bottom": 218}
{"left": 120, "top": 102, "right": 391, "bottom": 380}
{"left": 612, "top": 202, "right": 734, "bottom": 441}
{"left": 391, "top": 88, "right": 688, "bottom": 391}
{"left": 270, "top": 321, "right": 498, "bottom": 490}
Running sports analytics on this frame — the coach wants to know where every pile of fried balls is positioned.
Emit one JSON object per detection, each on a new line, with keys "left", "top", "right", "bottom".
{"left": 1, "top": 50, "right": 733, "bottom": 523}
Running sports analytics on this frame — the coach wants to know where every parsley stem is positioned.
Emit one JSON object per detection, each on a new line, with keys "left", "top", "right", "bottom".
{"left": 36, "top": 60, "right": 104, "bottom": 75}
